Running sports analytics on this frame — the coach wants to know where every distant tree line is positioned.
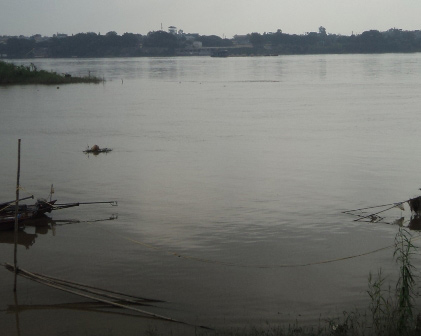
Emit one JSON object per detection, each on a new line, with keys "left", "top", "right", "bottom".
{"left": 0, "top": 31, "right": 234, "bottom": 58}
{"left": 1, "top": 32, "right": 143, "bottom": 58}
{"left": 1, "top": 27, "right": 421, "bottom": 58}
{"left": 248, "top": 27, "right": 421, "bottom": 54}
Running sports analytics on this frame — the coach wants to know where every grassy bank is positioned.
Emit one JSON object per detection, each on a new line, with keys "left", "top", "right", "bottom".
{"left": 0, "top": 60, "right": 102, "bottom": 84}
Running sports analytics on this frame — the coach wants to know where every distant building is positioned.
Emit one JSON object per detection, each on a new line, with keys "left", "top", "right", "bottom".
{"left": 168, "top": 26, "right": 177, "bottom": 35}
{"left": 184, "top": 33, "right": 200, "bottom": 41}
{"left": 31, "top": 48, "right": 50, "bottom": 58}
{"left": 31, "top": 34, "right": 50, "bottom": 43}
{"left": 233, "top": 35, "right": 250, "bottom": 45}
{"left": 192, "top": 41, "right": 202, "bottom": 49}
{"left": 53, "top": 33, "right": 68, "bottom": 39}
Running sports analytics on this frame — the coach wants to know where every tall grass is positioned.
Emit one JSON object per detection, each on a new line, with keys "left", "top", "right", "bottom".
{"left": 325, "top": 227, "right": 419, "bottom": 336}
{"left": 0, "top": 60, "right": 102, "bottom": 84}
{"left": 394, "top": 228, "right": 418, "bottom": 334}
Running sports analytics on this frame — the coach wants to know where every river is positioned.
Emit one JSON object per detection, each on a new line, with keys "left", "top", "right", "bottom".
{"left": 1, "top": 54, "right": 421, "bottom": 335}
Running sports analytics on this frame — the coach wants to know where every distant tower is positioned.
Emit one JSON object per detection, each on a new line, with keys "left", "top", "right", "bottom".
{"left": 168, "top": 26, "right": 177, "bottom": 35}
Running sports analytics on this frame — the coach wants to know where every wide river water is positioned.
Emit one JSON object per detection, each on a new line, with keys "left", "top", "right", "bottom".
{"left": 1, "top": 54, "right": 421, "bottom": 335}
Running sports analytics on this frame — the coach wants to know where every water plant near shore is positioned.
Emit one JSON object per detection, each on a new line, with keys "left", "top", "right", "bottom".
{"left": 323, "top": 227, "right": 419, "bottom": 336}
{"left": 0, "top": 60, "right": 102, "bottom": 84}
{"left": 394, "top": 228, "right": 418, "bottom": 334}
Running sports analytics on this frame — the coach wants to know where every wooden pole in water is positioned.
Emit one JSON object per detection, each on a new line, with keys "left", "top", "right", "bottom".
{"left": 13, "top": 139, "right": 21, "bottom": 292}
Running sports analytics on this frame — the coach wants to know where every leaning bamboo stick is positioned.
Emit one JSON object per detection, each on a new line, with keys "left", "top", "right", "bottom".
{"left": 4, "top": 264, "right": 211, "bottom": 330}
{"left": 6, "top": 264, "right": 185, "bottom": 325}
{"left": 28, "top": 270, "right": 163, "bottom": 303}
{"left": 28, "top": 275, "right": 155, "bottom": 306}
{"left": 6, "top": 264, "right": 159, "bottom": 304}
{"left": 7, "top": 302, "right": 148, "bottom": 319}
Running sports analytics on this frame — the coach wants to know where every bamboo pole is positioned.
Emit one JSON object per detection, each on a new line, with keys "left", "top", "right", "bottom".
{"left": 13, "top": 139, "right": 21, "bottom": 292}
{"left": 13, "top": 291, "right": 21, "bottom": 336}
{"left": 342, "top": 200, "right": 408, "bottom": 213}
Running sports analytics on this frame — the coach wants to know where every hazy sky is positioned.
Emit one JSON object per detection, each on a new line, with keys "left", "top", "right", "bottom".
{"left": 2, "top": 0, "right": 421, "bottom": 38}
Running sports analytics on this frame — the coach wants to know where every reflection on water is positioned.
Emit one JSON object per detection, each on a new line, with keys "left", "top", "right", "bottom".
{"left": 408, "top": 216, "right": 421, "bottom": 231}
{"left": 6, "top": 300, "right": 158, "bottom": 318}
{"left": 389, "top": 216, "right": 421, "bottom": 231}
{"left": 12, "top": 293, "right": 20, "bottom": 336}
{"left": 0, "top": 215, "right": 117, "bottom": 248}
{"left": 0, "top": 231, "right": 37, "bottom": 249}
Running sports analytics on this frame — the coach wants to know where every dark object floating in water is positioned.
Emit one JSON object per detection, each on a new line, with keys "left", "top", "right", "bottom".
{"left": 83, "top": 144, "right": 112, "bottom": 154}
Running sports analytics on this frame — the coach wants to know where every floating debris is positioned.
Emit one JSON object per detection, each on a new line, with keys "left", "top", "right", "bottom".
{"left": 83, "top": 145, "right": 112, "bottom": 154}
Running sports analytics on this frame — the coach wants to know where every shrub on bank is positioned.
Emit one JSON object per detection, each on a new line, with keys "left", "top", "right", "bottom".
{"left": 0, "top": 60, "right": 102, "bottom": 84}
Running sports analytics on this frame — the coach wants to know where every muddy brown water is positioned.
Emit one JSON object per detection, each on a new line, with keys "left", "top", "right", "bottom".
{"left": 1, "top": 54, "right": 421, "bottom": 335}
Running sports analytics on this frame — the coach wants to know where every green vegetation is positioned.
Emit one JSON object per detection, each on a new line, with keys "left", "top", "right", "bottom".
{"left": 0, "top": 60, "right": 102, "bottom": 84}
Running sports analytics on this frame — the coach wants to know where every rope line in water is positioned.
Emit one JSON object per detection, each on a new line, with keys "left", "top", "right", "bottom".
{"left": 6, "top": 188, "right": 419, "bottom": 268}
{"left": 97, "top": 227, "right": 421, "bottom": 269}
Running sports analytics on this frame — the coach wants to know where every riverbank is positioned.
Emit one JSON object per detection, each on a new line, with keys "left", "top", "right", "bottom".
{"left": 0, "top": 60, "right": 102, "bottom": 84}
